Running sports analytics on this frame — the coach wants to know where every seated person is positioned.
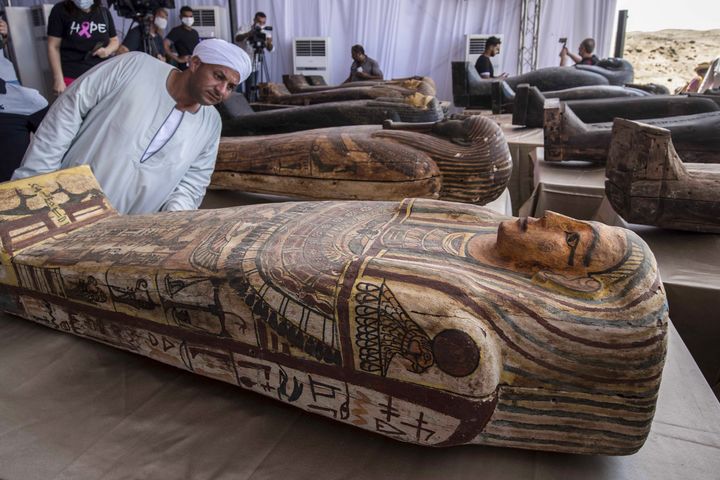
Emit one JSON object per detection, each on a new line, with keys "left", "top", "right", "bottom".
{"left": 116, "top": 8, "right": 168, "bottom": 61}
{"left": 0, "top": 78, "right": 48, "bottom": 181}
{"left": 560, "top": 38, "right": 599, "bottom": 66}
{"left": 474, "top": 36, "right": 507, "bottom": 79}
{"left": 344, "top": 44, "right": 383, "bottom": 83}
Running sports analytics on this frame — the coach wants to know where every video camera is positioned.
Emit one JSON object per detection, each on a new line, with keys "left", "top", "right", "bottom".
{"left": 248, "top": 24, "right": 272, "bottom": 52}
{"left": 108, "top": 0, "right": 175, "bottom": 19}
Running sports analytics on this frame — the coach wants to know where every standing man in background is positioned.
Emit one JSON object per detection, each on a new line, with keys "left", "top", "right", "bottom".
{"left": 164, "top": 6, "right": 199, "bottom": 70}
{"left": 117, "top": 7, "right": 168, "bottom": 61}
{"left": 344, "top": 44, "right": 383, "bottom": 83}
{"left": 474, "top": 36, "right": 507, "bottom": 79}
{"left": 47, "top": 0, "right": 119, "bottom": 94}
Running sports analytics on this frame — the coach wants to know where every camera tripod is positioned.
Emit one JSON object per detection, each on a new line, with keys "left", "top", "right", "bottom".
{"left": 247, "top": 47, "right": 270, "bottom": 102}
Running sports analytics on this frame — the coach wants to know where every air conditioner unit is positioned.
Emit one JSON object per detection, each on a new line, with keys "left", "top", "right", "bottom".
{"left": 466, "top": 34, "right": 504, "bottom": 73}
{"left": 191, "top": 6, "right": 230, "bottom": 41}
{"left": 293, "top": 37, "right": 330, "bottom": 84}
{"left": 4, "top": 5, "right": 54, "bottom": 99}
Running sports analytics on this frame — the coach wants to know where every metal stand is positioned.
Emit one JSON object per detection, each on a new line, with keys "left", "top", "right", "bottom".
{"left": 248, "top": 48, "right": 270, "bottom": 102}
{"left": 517, "top": 0, "right": 542, "bottom": 74}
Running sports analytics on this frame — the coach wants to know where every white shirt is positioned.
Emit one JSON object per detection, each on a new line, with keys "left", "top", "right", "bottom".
{"left": 142, "top": 108, "right": 184, "bottom": 162}
{"left": 13, "top": 53, "right": 221, "bottom": 215}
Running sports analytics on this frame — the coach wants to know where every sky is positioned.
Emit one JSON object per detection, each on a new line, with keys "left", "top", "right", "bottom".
{"left": 617, "top": 0, "right": 720, "bottom": 31}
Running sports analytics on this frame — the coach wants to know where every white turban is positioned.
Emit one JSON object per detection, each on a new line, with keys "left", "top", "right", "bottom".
{"left": 193, "top": 39, "right": 252, "bottom": 82}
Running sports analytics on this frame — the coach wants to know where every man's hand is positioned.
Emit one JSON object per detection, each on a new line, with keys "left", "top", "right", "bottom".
{"left": 356, "top": 71, "right": 371, "bottom": 80}
{"left": 559, "top": 46, "right": 568, "bottom": 57}
{"left": 499, "top": 72, "right": 509, "bottom": 79}
{"left": 0, "top": 19, "right": 8, "bottom": 37}
{"left": 93, "top": 47, "right": 112, "bottom": 59}
{"left": 53, "top": 78, "right": 66, "bottom": 96}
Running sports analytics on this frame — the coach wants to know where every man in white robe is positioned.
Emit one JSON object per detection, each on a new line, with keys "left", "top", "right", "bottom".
{"left": 13, "top": 39, "right": 251, "bottom": 215}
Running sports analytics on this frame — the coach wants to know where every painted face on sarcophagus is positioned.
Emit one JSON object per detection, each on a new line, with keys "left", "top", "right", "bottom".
{"left": 496, "top": 211, "right": 626, "bottom": 273}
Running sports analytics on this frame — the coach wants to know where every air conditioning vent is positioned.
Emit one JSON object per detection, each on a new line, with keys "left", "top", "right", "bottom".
{"left": 31, "top": 7, "right": 45, "bottom": 27}
{"left": 295, "top": 40, "right": 326, "bottom": 57}
{"left": 194, "top": 10, "right": 216, "bottom": 27}
{"left": 468, "top": 38, "right": 486, "bottom": 55}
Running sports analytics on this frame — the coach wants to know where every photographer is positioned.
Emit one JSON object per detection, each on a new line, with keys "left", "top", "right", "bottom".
{"left": 560, "top": 38, "right": 599, "bottom": 66}
{"left": 234, "top": 11, "right": 273, "bottom": 98}
{"left": 116, "top": 7, "right": 168, "bottom": 61}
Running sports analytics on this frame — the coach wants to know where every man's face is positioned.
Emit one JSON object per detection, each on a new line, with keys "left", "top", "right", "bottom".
{"left": 489, "top": 44, "right": 501, "bottom": 57}
{"left": 351, "top": 49, "right": 364, "bottom": 62}
{"left": 254, "top": 15, "right": 266, "bottom": 27}
{"left": 187, "top": 59, "right": 241, "bottom": 106}
{"left": 181, "top": 10, "right": 193, "bottom": 21}
{"left": 154, "top": 9, "right": 168, "bottom": 22}
{"left": 494, "top": 211, "right": 626, "bottom": 273}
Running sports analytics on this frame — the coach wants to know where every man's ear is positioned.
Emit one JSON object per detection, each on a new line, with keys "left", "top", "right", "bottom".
{"left": 188, "top": 56, "right": 201, "bottom": 72}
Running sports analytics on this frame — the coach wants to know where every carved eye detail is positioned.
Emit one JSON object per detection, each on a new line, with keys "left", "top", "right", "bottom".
{"left": 565, "top": 231, "right": 580, "bottom": 266}
{"left": 565, "top": 231, "right": 580, "bottom": 248}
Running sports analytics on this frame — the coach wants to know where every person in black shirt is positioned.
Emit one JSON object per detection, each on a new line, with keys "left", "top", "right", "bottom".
{"left": 164, "top": 6, "right": 200, "bottom": 71}
{"left": 560, "top": 38, "right": 600, "bottom": 66}
{"left": 474, "top": 36, "right": 507, "bottom": 79}
{"left": 116, "top": 8, "right": 168, "bottom": 61}
{"left": 47, "top": 0, "right": 118, "bottom": 95}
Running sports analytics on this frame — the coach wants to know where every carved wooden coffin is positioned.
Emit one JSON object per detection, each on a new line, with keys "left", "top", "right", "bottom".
{"left": 452, "top": 60, "right": 634, "bottom": 109}
{"left": 0, "top": 167, "right": 668, "bottom": 455}
{"left": 212, "top": 115, "right": 512, "bottom": 206}
{"left": 283, "top": 74, "right": 437, "bottom": 96}
{"left": 259, "top": 80, "right": 436, "bottom": 106}
{"left": 217, "top": 93, "right": 444, "bottom": 136}
{"left": 606, "top": 118, "right": 720, "bottom": 233}
{"left": 544, "top": 100, "right": 720, "bottom": 163}
{"left": 512, "top": 84, "right": 652, "bottom": 127}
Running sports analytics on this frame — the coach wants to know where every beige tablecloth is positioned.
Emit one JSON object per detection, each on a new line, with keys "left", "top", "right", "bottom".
{"left": 1, "top": 313, "right": 718, "bottom": 480}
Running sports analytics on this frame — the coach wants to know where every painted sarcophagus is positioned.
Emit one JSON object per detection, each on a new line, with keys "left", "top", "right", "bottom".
{"left": 213, "top": 115, "right": 512, "bottom": 206}
{"left": 544, "top": 100, "right": 720, "bottom": 164}
{"left": 0, "top": 167, "right": 668, "bottom": 455}
{"left": 259, "top": 78, "right": 436, "bottom": 106}
{"left": 282, "top": 74, "right": 437, "bottom": 96}
{"left": 606, "top": 118, "right": 720, "bottom": 233}
{"left": 217, "top": 94, "right": 445, "bottom": 137}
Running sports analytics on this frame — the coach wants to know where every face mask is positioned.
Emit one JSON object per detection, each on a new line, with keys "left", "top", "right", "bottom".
{"left": 181, "top": 17, "right": 194, "bottom": 27}
{"left": 154, "top": 17, "right": 167, "bottom": 30}
{"left": 72, "top": 0, "right": 94, "bottom": 10}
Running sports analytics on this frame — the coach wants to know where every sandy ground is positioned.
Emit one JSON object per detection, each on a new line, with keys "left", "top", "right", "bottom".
{"left": 623, "top": 29, "right": 720, "bottom": 92}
